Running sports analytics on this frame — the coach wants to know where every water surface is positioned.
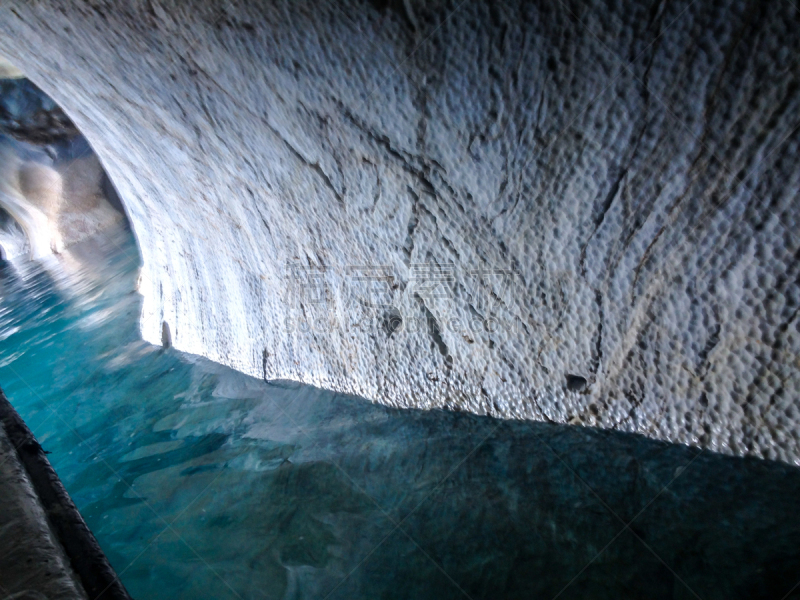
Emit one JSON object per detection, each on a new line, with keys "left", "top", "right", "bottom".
{"left": 1, "top": 228, "right": 798, "bottom": 599}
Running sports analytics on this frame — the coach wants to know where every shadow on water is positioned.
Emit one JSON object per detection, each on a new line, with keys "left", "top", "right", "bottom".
{"left": 0, "top": 229, "right": 798, "bottom": 600}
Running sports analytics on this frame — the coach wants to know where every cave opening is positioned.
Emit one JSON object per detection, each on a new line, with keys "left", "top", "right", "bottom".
{"left": 0, "top": 70, "right": 132, "bottom": 262}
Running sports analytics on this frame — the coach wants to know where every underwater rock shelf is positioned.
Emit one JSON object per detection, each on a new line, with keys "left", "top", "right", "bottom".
{"left": 0, "top": 388, "right": 132, "bottom": 600}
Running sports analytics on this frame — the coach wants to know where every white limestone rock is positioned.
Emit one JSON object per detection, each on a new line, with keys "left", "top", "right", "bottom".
{"left": 0, "top": 0, "right": 798, "bottom": 462}
{"left": 0, "top": 137, "right": 125, "bottom": 258}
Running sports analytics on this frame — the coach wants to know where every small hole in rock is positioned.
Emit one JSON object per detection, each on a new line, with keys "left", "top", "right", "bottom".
{"left": 566, "top": 374, "right": 587, "bottom": 392}
{"left": 382, "top": 307, "right": 403, "bottom": 338}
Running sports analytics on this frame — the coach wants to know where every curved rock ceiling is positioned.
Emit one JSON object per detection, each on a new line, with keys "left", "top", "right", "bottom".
{"left": 1, "top": 0, "right": 798, "bottom": 462}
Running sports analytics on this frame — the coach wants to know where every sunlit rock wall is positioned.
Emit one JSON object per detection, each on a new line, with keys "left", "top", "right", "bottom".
{"left": 0, "top": 205, "right": 29, "bottom": 259}
{"left": 1, "top": 0, "right": 798, "bottom": 462}
{"left": 0, "top": 77, "right": 125, "bottom": 258}
{"left": 0, "top": 136, "right": 125, "bottom": 258}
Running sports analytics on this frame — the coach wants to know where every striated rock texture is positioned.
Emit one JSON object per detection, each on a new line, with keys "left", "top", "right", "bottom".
{"left": 0, "top": 0, "right": 798, "bottom": 462}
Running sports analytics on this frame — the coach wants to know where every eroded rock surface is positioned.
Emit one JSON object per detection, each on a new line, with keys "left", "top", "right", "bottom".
{"left": 0, "top": 425, "right": 88, "bottom": 599}
{"left": 0, "top": 129, "right": 126, "bottom": 258}
{"left": 0, "top": 0, "right": 798, "bottom": 461}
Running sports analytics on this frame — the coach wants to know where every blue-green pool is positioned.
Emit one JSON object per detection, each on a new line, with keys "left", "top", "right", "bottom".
{"left": 1, "top": 227, "right": 798, "bottom": 599}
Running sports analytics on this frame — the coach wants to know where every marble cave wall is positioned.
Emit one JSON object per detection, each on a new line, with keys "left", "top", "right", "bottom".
{"left": 0, "top": 0, "right": 798, "bottom": 462}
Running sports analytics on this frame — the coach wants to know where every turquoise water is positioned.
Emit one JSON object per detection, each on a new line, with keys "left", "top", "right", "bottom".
{"left": 1, "top": 228, "right": 799, "bottom": 600}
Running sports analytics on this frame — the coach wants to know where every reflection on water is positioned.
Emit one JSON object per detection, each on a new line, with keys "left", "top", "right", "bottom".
{"left": 1, "top": 228, "right": 799, "bottom": 600}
